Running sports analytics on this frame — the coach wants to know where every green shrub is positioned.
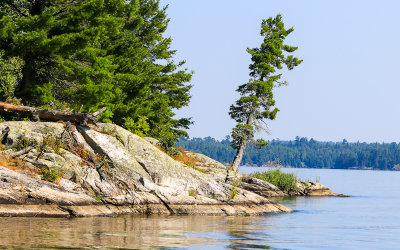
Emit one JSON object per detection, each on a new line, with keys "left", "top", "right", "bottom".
{"left": 15, "top": 137, "right": 36, "bottom": 150}
{"left": 251, "top": 169, "right": 298, "bottom": 192}
{"left": 42, "top": 136, "right": 65, "bottom": 154}
{"left": 40, "top": 168, "right": 63, "bottom": 183}
{"left": 188, "top": 189, "right": 196, "bottom": 197}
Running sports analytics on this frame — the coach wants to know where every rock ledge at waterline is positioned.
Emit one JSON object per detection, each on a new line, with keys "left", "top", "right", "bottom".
{"left": 0, "top": 121, "right": 337, "bottom": 217}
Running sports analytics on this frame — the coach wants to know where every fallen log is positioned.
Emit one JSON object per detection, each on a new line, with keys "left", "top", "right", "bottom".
{"left": 0, "top": 102, "right": 106, "bottom": 126}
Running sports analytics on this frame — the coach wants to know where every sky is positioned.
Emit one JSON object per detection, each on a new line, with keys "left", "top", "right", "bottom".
{"left": 159, "top": 0, "right": 400, "bottom": 143}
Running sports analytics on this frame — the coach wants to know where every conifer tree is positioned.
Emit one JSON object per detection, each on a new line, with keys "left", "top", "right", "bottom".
{"left": 0, "top": 51, "right": 24, "bottom": 100}
{"left": 229, "top": 14, "right": 302, "bottom": 171}
{"left": 0, "top": 0, "right": 192, "bottom": 150}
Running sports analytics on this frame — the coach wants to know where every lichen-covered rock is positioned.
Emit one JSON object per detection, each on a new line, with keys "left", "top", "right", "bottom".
{"left": 22, "top": 149, "right": 75, "bottom": 180}
{"left": 185, "top": 152, "right": 226, "bottom": 169}
{"left": 143, "top": 137, "right": 160, "bottom": 145}
{"left": 0, "top": 166, "right": 97, "bottom": 206}
{"left": 0, "top": 121, "right": 295, "bottom": 217}
{"left": 0, "top": 121, "right": 65, "bottom": 147}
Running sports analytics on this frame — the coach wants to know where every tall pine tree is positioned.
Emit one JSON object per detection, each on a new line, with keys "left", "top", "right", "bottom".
{"left": 229, "top": 15, "right": 302, "bottom": 171}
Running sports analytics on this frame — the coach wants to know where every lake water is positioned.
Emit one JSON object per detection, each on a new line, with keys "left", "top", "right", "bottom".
{"left": 1, "top": 167, "right": 400, "bottom": 249}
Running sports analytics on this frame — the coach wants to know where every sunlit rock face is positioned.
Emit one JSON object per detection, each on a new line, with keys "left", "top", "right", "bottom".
{"left": 0, "top": 121, "right": 293, "bottom": 217}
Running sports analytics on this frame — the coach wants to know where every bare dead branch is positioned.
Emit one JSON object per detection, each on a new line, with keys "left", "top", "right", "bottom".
{"left": 92, "top": 107, "right": 107, "bottom": 117}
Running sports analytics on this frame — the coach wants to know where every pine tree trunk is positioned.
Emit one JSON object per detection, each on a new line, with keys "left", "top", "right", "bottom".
{"left": 16, "top": 58, "right": 34, "bottom": 98}
{"left": 16, "top": 0, "right": 47, "bottom": 97}
{"left": 30, "top": 0, "right": 46, "bottom": 15}
{"left": 231, "top": 139, "right": 247, "bottom": 171}
{"left": 231, "top": 113, "right": 254, "bottom": 171}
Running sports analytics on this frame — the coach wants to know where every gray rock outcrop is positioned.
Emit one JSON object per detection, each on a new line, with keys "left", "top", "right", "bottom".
{"left": 0, "top": 121, "right": 293, "bottom": 217}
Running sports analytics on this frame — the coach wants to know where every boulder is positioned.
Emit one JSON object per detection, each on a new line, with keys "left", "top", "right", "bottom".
{"left": 292, "top": 181, "right": 339, "bottom": 196}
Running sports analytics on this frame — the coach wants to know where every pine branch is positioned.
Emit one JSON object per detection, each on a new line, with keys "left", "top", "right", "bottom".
{"left": 4, "top": 1, "right": 28, "bottom": 17}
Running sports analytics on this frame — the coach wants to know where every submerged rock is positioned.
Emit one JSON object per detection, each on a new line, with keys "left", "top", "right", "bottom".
{"left": 0, "top": 121, "right": 295, "bottom": 217}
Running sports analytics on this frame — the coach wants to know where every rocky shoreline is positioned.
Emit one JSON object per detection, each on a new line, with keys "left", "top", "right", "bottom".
{"left": 0, "top": 121, "right": 339, "bottom": 217}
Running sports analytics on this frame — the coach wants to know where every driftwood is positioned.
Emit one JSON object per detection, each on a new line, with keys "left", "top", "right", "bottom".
{"left": 9, "top": 146, "right": 34, "bottom": 158}
{"left": 65, "top": 122, "right": 84, "bottom": 146}
{"left": 65, "top": 122, "right": 100, "bottom": 166}
{"left": 0, "top": 102, "right": 106, "bottom": 126}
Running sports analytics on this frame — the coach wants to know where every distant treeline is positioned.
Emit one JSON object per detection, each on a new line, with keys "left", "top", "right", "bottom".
{"left": 178, "top": 136, "right": 400, "bottom": 170}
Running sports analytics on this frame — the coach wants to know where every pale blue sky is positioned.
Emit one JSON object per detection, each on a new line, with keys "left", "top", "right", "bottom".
{"left": 159, "top": 0, "right": 400, "bottom": 143}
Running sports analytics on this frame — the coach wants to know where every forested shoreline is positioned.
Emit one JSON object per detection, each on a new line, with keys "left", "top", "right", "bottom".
{"left": 178, "top": 136, "right": 400, "bottom": 170}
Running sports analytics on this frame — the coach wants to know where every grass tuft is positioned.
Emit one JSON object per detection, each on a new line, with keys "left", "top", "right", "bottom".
{"left": 95, "top": 195, "right": 102, "bottom": 202}
{"left": 230, "top": 187, "right": 238, "bottom": 200}
{"left": 251, "top": 169, "right": 298, "bottom": 192}
{"left": 229, "top": 178, "right": 241, "bottom": 200}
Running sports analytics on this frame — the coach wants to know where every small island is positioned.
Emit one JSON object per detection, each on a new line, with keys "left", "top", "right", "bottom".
{"left": 0, "top": 118, "right": 338, "bottom": 217}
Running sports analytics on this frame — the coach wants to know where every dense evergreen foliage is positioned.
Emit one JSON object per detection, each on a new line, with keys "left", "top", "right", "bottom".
{"left": 0, "top": 0, "right": 192, "bottom": 150}
{"left": 178, "top": 136, "right": 400, "bottom": 170}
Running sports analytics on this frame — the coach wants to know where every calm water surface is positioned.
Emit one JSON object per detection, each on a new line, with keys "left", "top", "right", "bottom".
{"left": 1, "top": 168, "right": 400, "bottom": 249}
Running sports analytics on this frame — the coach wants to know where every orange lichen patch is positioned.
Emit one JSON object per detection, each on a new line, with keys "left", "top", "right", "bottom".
{"left": 154, "top": 145, "right": 164, "bottom": 152}
{"left": 154, "top": 145, "right": 206, "bottom": 172}
{"left": 173, "top": 147, "right": 201, "bottom": 167}
{"left": 0, "top": 157, "right": 17, "bottom": 171}
{"left": 69, "top": 144, "right": 91, "bottom": 162}
{"left": 0, "top": 155, "right": 27, "bottom": 172}
{"left": 94, "top": 152, "right": 109, "bottom": 168}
